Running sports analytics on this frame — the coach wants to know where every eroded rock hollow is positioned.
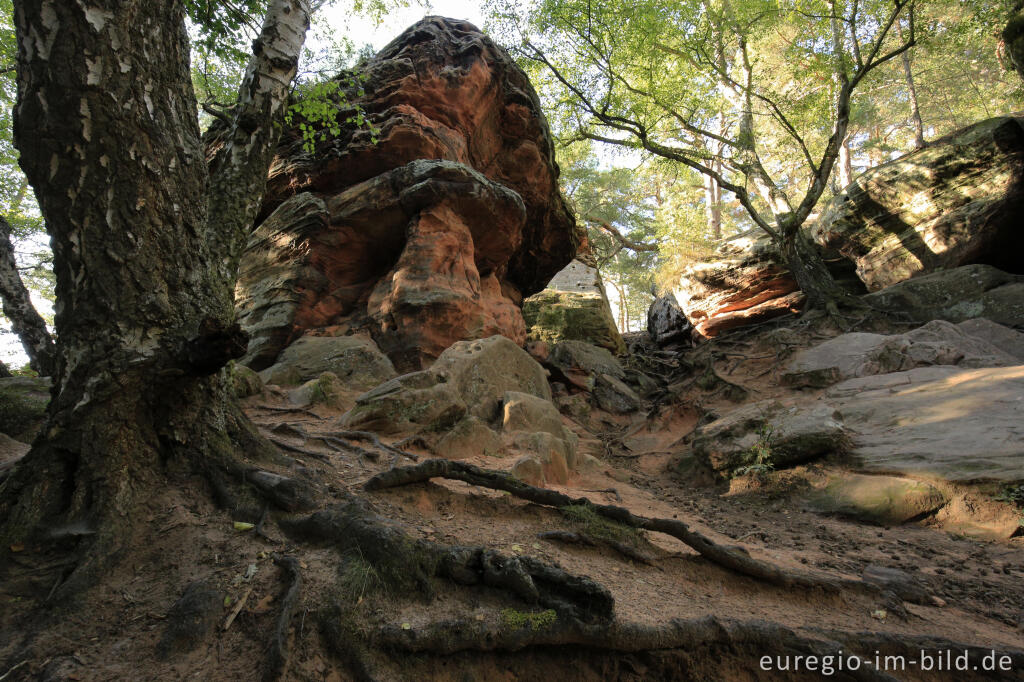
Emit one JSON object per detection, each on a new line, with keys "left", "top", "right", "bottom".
{"left": 236, "top": 17, "right": 581, "bottom": 372}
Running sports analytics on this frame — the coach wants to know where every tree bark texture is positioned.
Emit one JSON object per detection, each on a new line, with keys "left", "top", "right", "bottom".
{"left": 0, "top": 215, "right": 55, "bottom": 375}
{"left": 0, "top": 0, "right": 309, "bottom": 596}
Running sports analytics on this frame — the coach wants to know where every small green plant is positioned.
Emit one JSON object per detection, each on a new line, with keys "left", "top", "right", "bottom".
{"left": 560, "top": 503, "right": 639, "bottom": 544}
{"left": 309, "top": 372, "right": 340, "bottom": 406}
{"left": 338, "top": 555, "right": 384, "bottom": 602}
{"left": 994, "top": 484, "right": 1024, "bottom": 508}
{"left": 284, "top": 73, "right": 381, "bottom": 153}
{"left": 733, "top": 422, "right": 776, "bottom": 477}
{"left": 500, "top": 608, "right": 557, "bottom": 631}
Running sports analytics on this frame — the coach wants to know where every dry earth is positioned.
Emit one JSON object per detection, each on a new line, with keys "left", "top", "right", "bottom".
{"left": 2, "top": 317, "right": 1023, "bottom": 681}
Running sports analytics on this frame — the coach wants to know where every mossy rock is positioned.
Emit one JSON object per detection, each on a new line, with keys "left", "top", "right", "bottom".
{"left": 808, "top": 474, "right": 947, "bottom": 525}
{"left": 0, "top": 376, "right": 51, "bottom": 443}
{"left": 290, "top": 371, "right": 346, "bottom": 408}
{"left": 523, "top": 290, "right": 625, "bottom": 355}
{"left": 229, "top": 362, "right": 263, "bottom": 399}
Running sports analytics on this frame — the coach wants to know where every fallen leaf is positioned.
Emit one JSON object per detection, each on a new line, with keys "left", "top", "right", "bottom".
{"left": 224, "top": 595, "right": 233, "bottom": 607}
{"left": 871, "top": 609, "right": 887, "bottom": 621}
{"left": 401, "top": 622, "right": 412, "bottom": 630}
{"left": 233, "top": 521, "right": 254, "bottom": 531}
{"left": 250, "top": 594, "right": 275, "bottom": 614}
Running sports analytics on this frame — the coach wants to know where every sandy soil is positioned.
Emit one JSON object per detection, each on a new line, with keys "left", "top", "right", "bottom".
{"left": 2, "top": 322, "right": 1023, "bottom": 681}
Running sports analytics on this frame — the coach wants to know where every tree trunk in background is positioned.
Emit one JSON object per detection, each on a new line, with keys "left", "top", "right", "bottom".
{"left": 837, "top": 136, "right": 853, "bottom": 189}
{"left": 901, "top": 50, "right": 926, "bottom": 149}
{"left": 703, "top": 166, "right": 722, "bottom": 240}
{"left": 0, "top": 215, "right": 54, "bottom": 375}
{"left": 0, "top": 0, "right": 310, "bottom": 598}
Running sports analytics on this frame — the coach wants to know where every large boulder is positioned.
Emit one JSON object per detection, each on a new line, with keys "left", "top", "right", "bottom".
{"left": 808, "top": 474, "right": 948, "bottom": 526}
{"left": 522, "top": 259, "right": 625, "bottom": 354}
{"left": 258, "top": 334, "right": 397, "bottom": 389}
{"left": 864, "top": 264, "right": 1024, "bottom": 329}
{"left": 813, "top": 116, "right": 1024, "bottom": 291}
{"left": 692, "top": 400, "right": 850, "bottom": 476}
{"left": 646, "top": 293, "right": 691, "bottom": 346}
{"left": 235, "top": 17, "right": 581, "bottom": 372}
{"left": 782, "top": 319, "right": 1021, "bottom": 388}
{"left": 825, "top": 365, "right": 1024, "bottom": 482}
{"left": 340, "top": 335, "right": 550, "bottom": 433}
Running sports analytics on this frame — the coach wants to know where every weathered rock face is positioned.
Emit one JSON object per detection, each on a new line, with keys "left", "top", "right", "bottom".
{"left": 781, "top": 319, "right": 1022, "bottom": 388}
{"left": 673, "top": 230, "right": 861, "bottom": 338}
{"left": 864, "top": 264, "right": 1024, "bottom": 329}
{"left": 826, "top": 365, "right": 1024, "bottom": 483}
{"left": 692, "top": 400, "right": 850, "bottom": 476}
{"left": 522, "top": 259, "right": 624, "bottom": 354}
{"left": 237, "top": 17, "right": 580, "bottom": 372}
{"left": 674, "top": 231, "right": 803, "bottom": 338}
{"left": 675, "top": 116, "right": 1024, "bottom": 338}
{"left": 339, "top": 335, "right": 551, "bottom": 434}
{"left": 813, "top": 116, "right": 1024, "bottom": 291}
{"left": 259, "top": 334, "right": 397, "bottom": 389}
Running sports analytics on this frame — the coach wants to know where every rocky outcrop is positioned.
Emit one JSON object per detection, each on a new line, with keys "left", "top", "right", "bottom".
{"left": 781, "top": 319, "right": 1022, "bottom": 388}
{"left": 825, "top": 365, "right": 1024, "bottom": 483}
{"left": 675, "top": 116, "right": 1024, "bottom": 337}
{"left": 340, "top": 335, "right": 551, "bottom": 434}
{"left": 522, "top": 259, "right": 624, "bottom": 354}
{"left": 258, "top": 334, "right": 397, "bottom": 389}
{"left": 673, "top": 230, "right": 861, "bottom": 338}
{"left": 236, "top": 17, "right": 580, "bottom": 372}
{"left": 813, "top": 116, "right": 1024, "bottom": 291}
{"left": 864, "top": 264, "right": 1024, "bottom": 329}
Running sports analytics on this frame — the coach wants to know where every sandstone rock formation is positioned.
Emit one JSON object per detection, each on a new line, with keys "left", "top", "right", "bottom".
{"left": 691, "top": 400, "right": 850, "bottom": 476}
{"left": 675, "top": 116, "right": 1024, "bottom": 337}
{"left": 673, "top": 229, "right": 860, "bottom": 338}
{"left": 340, "top": 335, "right": 551, "bottom": 434}
{"left": 236, "top": 17, "right": 580, "bottom": 372}
{"left": 258, "top": 334, "right": 397, "bottom": 389}
{"left": 813, "top": 115, "right": 1024, "bottom": 291}
{"left": 864, "top": 264, "right": 1024, "bottom": 329}
{"left": 522, "top": 259, "right": 624, "bottom": 354}
{"left": 826, "top": 365, "right": 1024, "bottom": 483}
{"left": 782, "top": 319, "right": 1022, "bottom": 388}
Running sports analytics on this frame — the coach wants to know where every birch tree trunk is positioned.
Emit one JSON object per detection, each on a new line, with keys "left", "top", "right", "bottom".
{"left": 0, "top": 0, "right": 310, "bottom": 598}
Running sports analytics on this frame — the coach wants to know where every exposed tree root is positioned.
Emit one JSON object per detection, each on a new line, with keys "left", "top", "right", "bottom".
{"left": 374, "top": 613, "right": 1024, "bottom": 681}
{"left": 279, "top": 497, "right": 614, "bottom": 623}
{"left": 263, "top": 434, "right": 331, "bottom": 461}
{"left": 365, "top": 460, "right": 860, "bottom": 593}
{"left": 537, "top": 530, "right": 657, "bottom": 566}
{"left": 252, "top": 405, "right": 323, "bottom": 419}
{"left": 264, "top": 555, "right": 302, "bottom": 681}
{"left": 325, "top": 429, "right": 419, "bottom": 463}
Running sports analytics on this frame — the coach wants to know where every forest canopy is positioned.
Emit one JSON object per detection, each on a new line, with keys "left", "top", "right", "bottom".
{"left": 486, "top": 0, "right": 1023, "bottom": 327}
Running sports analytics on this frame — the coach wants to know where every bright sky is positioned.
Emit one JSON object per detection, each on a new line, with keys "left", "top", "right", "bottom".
{"left": 320, "top": 0, "right": 486, "bottom": 52}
